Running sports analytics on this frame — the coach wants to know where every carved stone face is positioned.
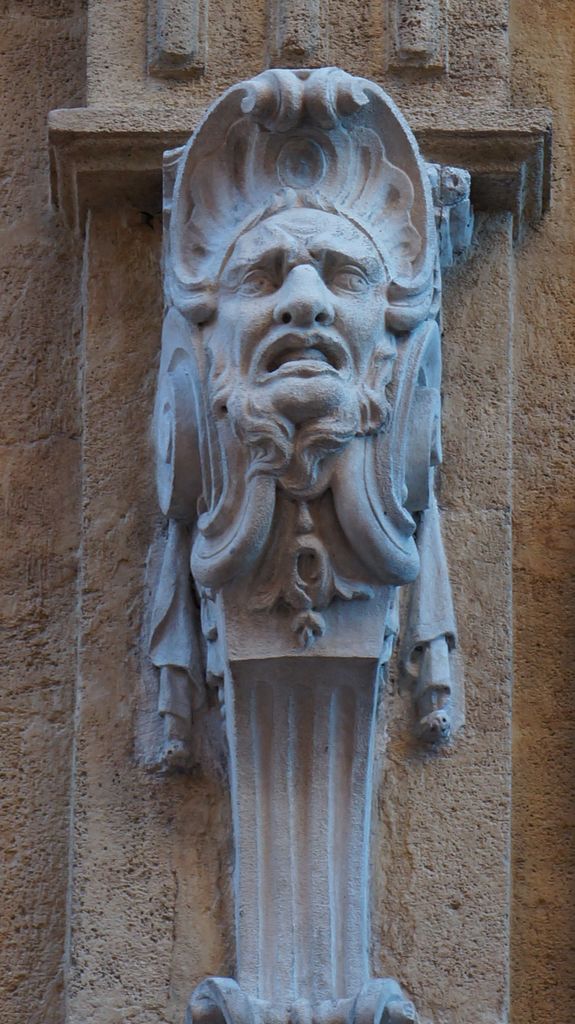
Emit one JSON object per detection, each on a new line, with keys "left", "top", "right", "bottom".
{"left": 201, "top": 207, "right": 395, "bottom": 495}
{"left": 206, "top": 207, "right": 390, "bottom": 427}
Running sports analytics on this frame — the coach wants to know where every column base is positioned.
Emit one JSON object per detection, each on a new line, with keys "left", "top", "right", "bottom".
{"left": 186, "top": 978, "right": 418, "bottom": 1024}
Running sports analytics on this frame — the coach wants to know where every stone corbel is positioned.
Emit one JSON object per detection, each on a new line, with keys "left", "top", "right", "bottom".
{"left": 145, "top": 67, "right": 483, "bottom": 1024}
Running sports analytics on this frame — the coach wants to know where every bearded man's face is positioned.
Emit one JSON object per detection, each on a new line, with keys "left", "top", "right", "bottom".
{"left": 203, "top": 207, "right": 395, "bottom": 496}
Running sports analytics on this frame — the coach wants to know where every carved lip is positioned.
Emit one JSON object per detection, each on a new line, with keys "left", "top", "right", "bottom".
{"left": 255, "top": 331, "right": 349, "bottom": 380}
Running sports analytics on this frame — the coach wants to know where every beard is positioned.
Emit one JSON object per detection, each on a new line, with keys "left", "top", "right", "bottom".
{"left": 210, "top": 347, "right": 393, "bottom": 500}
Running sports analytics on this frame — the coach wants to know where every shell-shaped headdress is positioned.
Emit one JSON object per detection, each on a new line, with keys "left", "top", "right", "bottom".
{"left": 166, "top": 68, "right": 437, "bottom": 326}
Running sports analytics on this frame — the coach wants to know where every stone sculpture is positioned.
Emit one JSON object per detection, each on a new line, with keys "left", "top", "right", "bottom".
{"left": 149, "top": 68, "right": 472, "bottom": 1024}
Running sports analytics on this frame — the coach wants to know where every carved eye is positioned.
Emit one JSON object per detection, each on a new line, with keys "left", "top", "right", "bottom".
{"left": 238, "top": 270, "right": 276, "bottom": 296}
{"left": 330, "top": 266, "right": 369, "bottom": 293}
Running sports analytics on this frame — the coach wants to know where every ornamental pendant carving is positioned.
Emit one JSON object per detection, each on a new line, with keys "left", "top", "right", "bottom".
{"left": 148, "top": 68, "right": 473, "bottom": 1023}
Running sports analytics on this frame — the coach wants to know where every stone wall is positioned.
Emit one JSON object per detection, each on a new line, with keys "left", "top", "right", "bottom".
{"left": 0, "top": 4, "right": 86, "bottom": 1024}
{"left": 510, "top": 2, "right": 575, "bottom": 1021}
{"left": 0, "top": 2, "right": 573, "bottom": 1024}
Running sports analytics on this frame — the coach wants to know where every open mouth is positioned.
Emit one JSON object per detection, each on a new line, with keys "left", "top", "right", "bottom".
{"left": 268, "top": 346, "right": 333, "bottom": 372}
{"left": 260, "top": 333, "right": 348, "bottom": 378}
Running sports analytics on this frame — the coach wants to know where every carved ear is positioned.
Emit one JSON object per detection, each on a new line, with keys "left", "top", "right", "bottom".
{"left": 153, "top": 306, "right": 203, "bottom": 522}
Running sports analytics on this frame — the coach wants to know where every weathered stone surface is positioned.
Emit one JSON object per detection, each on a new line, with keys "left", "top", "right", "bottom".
{"left": 510, "top": 3, "right": 575, "bottom": 1022}
{"left": 441, "top": 213, "right": 513, "bottom": 513}
{"left": 375, "top": 507, "right": 512, "bottom": 1023}
{"left": 371, "top": 217, "right": 514, "bottom": 1023}
{"left": 68, "top": 208, "right": 233, "bottom": 1024}
{"left": 148, "top": 0, "right": 207, "bottom": 78}
{"left": 85, "top": 0, "right": 511, "bottom": 109}
{"left": 0, "top": 4, "right": 85, "bottom": 1024}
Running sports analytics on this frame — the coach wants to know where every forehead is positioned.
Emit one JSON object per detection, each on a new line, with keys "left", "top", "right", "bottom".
{"left": 227, "top": 207, "right": 382, "bottom": 267}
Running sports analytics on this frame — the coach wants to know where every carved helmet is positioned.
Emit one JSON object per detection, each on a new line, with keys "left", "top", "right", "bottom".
{"left": 165, "top": 67, "right": 438, "bottom": 330}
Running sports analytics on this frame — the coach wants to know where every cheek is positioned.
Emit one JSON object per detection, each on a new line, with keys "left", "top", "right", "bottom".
{"left": 216, "top": 297, "right": 274, "bottom": 340}
{"left": 340, "top": 297, "right": 386, "bottom": 342}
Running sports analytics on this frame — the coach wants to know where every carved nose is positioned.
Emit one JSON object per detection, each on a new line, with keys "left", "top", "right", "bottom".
{"left": 273, "top": 265, "right": 334, "bottom": 328}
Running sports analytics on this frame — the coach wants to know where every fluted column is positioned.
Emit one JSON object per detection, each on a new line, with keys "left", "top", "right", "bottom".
{"left": 227, "top": 659, "right": 379, "bottom": 1003}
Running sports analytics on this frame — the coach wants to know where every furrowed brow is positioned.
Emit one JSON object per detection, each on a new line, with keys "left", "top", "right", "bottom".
{"left": 309, "top": 244, "right": 384, "bottom": 280}
{"left": 221, "top": 242, "right": 297, "bottom": 284}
